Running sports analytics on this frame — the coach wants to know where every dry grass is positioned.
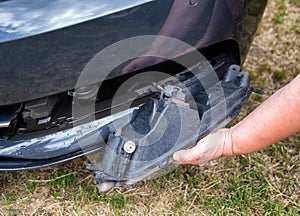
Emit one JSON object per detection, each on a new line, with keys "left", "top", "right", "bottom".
{"left": 1, "top": 0, "right": 299, "bottom": 215}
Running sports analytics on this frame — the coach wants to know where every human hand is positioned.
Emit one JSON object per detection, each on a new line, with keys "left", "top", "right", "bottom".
{"left": 172, "top": 128, "right": 234, "bottom": 165}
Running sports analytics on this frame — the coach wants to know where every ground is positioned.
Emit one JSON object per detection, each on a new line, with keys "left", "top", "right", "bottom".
{"left": 0, "top": 0, "right": 299, "bottom": 215}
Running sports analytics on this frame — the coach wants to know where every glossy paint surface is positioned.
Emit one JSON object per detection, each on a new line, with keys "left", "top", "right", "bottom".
{"left": 0, "top": 0, "right": 267, "bottom": 105}
{"left": 0, "top": 0, "right": 154, "bottom": 43}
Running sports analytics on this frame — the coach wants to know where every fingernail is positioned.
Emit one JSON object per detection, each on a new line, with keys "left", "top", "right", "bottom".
{"left": 173, "top": 152, "right": 181, "bottom": 161}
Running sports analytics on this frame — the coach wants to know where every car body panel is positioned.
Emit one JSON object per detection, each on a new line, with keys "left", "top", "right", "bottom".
{"left": 0, "top": 0, "right": 267, "bottom": 106}
{"left": 0, "top": 0, "right": 155, "bottom": 43}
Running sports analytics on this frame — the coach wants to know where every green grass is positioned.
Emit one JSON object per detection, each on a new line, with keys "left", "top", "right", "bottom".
{"left": 258, "top": 62, "right": 271, "bottom": 73}
{"left": 289, "top": 0, "right": 300, "bottom": 7}
{"left": 273, "top": 70, "right": 287, "bottom": 80}
{"left": 274, "top": 0, "right": 287, "bottom": 23}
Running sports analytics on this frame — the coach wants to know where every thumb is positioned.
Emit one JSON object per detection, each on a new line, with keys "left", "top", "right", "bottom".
{"left": 172, "top": 142, "right": 208, "bottom": 165}
{"left": 172, "top": 130, "right": 227, "bottom": 165}
{"left": 173, "top": 149, "right": 189, "bottom": 162}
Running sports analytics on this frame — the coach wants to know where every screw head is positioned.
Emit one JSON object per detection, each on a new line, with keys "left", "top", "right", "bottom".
{"left": 123, "top": 141, "right": 136, "bottom": 154}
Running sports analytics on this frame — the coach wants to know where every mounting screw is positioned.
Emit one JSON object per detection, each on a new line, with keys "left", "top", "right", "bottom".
{"left": 123, "top": 141, "right": 136, "bottom": 154}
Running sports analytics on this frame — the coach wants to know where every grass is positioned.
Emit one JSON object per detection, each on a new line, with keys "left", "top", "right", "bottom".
{"left": 289, "top": 0, "right": 300, "bottom": 7}
{"left": 0, "top": 0, "right": 300, "bottom": 215}
{"left": 274, "top": 0, "right": 287, "bottom": 23}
